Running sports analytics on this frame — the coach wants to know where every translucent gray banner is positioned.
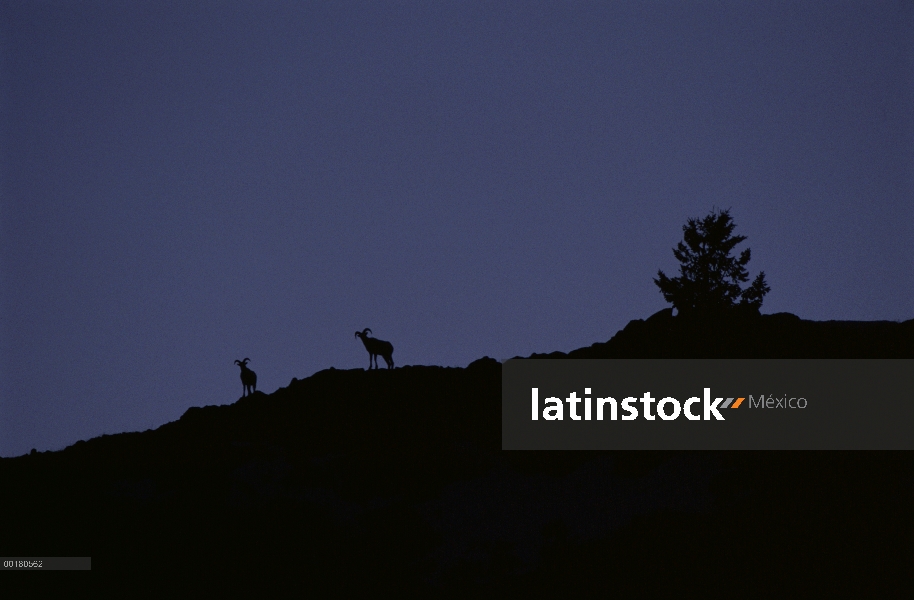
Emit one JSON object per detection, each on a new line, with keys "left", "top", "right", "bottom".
{"left": 1, "top": 557, "right": 91, "bottom": 570}
{"left": 502, "top": 359, "right": 914, "bottom": 450}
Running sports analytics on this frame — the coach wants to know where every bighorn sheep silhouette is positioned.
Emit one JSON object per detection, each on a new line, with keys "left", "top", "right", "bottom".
{"left": 234, "top": 358, "right": 257, "bottom": 396}
{"left": 354, "top": 328, "right": 394, "bottom": 370}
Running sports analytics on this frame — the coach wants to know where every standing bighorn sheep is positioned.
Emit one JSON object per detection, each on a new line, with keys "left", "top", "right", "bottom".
{"left": 234, "top": 358, "right": 257, "bottom": 396}
{"left": 354, "top": 328, "right": 394, "bottom": 370}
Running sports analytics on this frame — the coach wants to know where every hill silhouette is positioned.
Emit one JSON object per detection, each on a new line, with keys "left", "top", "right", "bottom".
{"left": 1, "top": 312, "right": 912, "bottom": 594}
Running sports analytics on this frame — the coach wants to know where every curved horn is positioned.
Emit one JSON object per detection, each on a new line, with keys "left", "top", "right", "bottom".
{"left": 363, "top": 328, "right": 372, "bottom": 336}
{"left": 354, "top": 331, "right": 360, "bottom": 338}
{"left": 242, "top": 358, "right": 250, "bottom": 364}
{"left": 234, "top": 359, "right": 241, "bottom": 365}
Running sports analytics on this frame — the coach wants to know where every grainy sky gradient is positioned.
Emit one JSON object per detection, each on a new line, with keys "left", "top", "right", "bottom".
{"left": 2, "top": 1, "right": 912, "bottom": 457}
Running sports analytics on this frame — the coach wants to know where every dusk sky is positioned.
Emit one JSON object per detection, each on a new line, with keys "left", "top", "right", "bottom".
{"left": 2, "top": 1, "right": 911, "bottom": 457}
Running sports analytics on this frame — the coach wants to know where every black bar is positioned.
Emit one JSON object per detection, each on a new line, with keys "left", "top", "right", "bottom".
{"left": 1, "top": 558, "right": 91, "bottom": 570}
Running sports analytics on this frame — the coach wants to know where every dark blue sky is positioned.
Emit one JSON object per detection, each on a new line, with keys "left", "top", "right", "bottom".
{"left": 2, "top": 1, "right": 911, "bottom": 457}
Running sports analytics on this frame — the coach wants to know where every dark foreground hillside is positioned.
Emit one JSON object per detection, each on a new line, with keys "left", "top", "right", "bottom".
{"left": 2, "top": 312, "right": 912, "bottom": 594}
{"left": 537, "top": 309, "right": 914, "bottom": 359}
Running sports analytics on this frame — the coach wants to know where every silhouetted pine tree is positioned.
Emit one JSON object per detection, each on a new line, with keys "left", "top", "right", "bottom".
{"left": 654, "top": 208, "right": 769, "bottom": 315}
